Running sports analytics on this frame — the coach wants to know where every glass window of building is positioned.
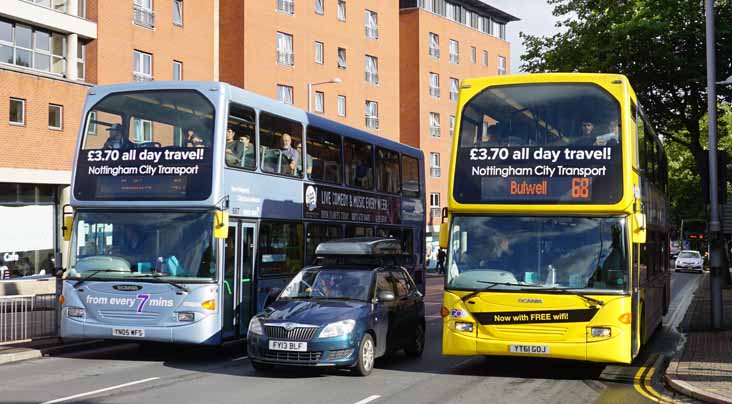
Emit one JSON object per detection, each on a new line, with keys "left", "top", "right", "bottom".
{"left": 259, "top": 112, "right": 302, "bottom": 176}
{"left": 173, "top": 60, "right": 182, "bottom": 80}
{"left": 314, "top": 0, "right": 323, "bottom": 14}
{"left": 259, "top": 222, "right": 303, "bottom": 276}
{"left": 77, "top": 42, "right": 85, "bottom": 79}
{"left": 344, "top": 139, "right": 373, "bottom": 189}
{"left": 430, "top": 192, "right": 440, "bottom": 219}
{"left": 226, "top": 103, "right": 257, "bottom": 170}
{"left": 9, "top": 98, "right": 25, "bottom": 125}
{"left": 337, "top": 47, "right": 346, "bottom": 68}
{"left": 401, "top": 155, "right": 421, "bottom": 198}
{"left": 376, "top": 148, "right": 400, "bottom": 194}
{"left": 449, "top": 115, "right": 455, "bottom": 136}
{"left": 450, "top": 77, "right": 459, "bottom": 102}
{"left": 365, "top": 9, "right": 378, "bottom": 39}
{"left": 430, "top": 152, "right": 440, "bottom": 178}
{"left": 337, "top": 0, "right": 346, "bottom": 21}
{"left": 0, "top": 21, "right": 68, "bottom": 75}
{"left": 173, "top": 0, "right": 183, "bottom": 25}
{"left": 364, "top": 100, "right": 378, "bottom": 129}
{"left": 276, "top": 32, "right": 294, "bottom": 66}
{"left": 428, "top": 32, "right": 439, "bottom": 58}
{"left": 449, "top": 39, "right": 458, "bottom": 64}
{"left": 133, "top": 50, "right": 153, "bottom": 81}
{"left": 482, "top": 50, "right": 488, "bottom": 66}
{"left": 277, "top": 0, "right": 295, "bottom": 15}
{"left": 365, "top": 55, "right": 379, "bottom": 84}
{"left": 314, "top": 91, "right": 324, "bottom": 113}
{"left": 470, "top": 46, "right": 476, "bottom": 64}
{"left": 498, "top": 55, "right": 506, "bottom": 75}
{"left": 429, "top": 112, "right": 440, "bottom": 137}
{"left": 314, "top": 41, "right": 324, "bottom": 64}
{"left": 277, "top": 84, "right": 293, "bottom": 104}
{"left": 48, "top": 104, "right": 63, "bottom": 130}
{"left": 429, "top": 72, "right": 440, "bottom": 98}
{"left": 306, "top": 126, "right": 342, "bottom": 183}
{"left": 133, "top": 0, "right": 155, "bottom": 28}
{"left": 337, "top": 95, "right": 346, "bottom": 117}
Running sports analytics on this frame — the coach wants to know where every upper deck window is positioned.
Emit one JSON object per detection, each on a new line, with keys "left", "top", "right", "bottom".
{"left": 259, "top": 112, "right": 303, "bottom": 177}
{"left": 306, "top": 126, "right": 342, "bottom": 183}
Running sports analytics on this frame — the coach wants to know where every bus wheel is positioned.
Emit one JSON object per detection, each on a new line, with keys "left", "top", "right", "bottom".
{"left": 405, "top": 323, "right": 425, "bottom": 357}
{"left": 352, "top": 334, "right": 375, "bottom": 376}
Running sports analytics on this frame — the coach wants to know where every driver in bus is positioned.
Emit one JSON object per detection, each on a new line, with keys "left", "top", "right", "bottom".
{"left": 103, "top": 124, "right": 132, "bottom": 149}
{"left": 575, "top": 120, "right": 597, "bottom": 146}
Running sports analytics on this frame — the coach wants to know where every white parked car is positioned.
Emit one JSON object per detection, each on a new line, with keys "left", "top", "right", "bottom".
{"left": 675, "top": 250, "right": 704, "bottom": 273}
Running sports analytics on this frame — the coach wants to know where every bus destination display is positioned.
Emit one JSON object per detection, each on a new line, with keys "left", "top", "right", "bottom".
{"left": 453, "top": 145, "right": 622, "bottom": 204}
{"left": 74, "top": 147, "right": 213, "bottom": 201}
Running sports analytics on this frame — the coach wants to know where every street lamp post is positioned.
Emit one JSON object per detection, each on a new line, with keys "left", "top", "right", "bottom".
{"left": 308, "top": 78, "right": 342, "bottom": 112}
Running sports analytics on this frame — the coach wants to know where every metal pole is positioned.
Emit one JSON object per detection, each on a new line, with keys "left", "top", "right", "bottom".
{"left": 307, "top": 83, "right": 312, "bottom": 112}
{"left": 705, "top": 0, "right": 723, "bottom": 329}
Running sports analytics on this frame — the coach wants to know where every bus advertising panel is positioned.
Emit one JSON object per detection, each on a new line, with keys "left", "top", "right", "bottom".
{"left": 303, "top": 184, "right": 401, "bottom": 224}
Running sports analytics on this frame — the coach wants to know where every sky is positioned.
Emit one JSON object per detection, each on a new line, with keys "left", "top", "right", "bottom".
{"left": 487, "top": 0, "right": 562, "bottom": 74}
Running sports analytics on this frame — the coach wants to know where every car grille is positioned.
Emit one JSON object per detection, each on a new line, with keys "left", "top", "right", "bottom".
{"left": 261, "top": 349, "right": 322, "bottom": 364}
{"left": 327, "top": 349, "right": 354, "bottom": 360}
{"left": 264, "top": 325, "right": 318, "bottom": 340}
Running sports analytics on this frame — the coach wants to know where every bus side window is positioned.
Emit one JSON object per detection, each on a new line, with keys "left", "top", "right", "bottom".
{"left": 258, "top": 221, "right": 304, "bottom": 276}
{"left": 376, "top": 148, "right": 401, "bottom": 194}
{"left": 226, "top": 103, "right": 257, "bottom": 170}
{"left": 259, "top": 112, "right": 303, "bottom": 177}
{"left": 306, "top": 126, "right": 342, "bottom": 184}
{"left": 344, "top": 139, "right": 373, "bottom": 189}
{"left": 401, "top": 155, "right": 421, "bottom": 198}
{"left": 346, "top": 225, "right": 374, "bottom": 237}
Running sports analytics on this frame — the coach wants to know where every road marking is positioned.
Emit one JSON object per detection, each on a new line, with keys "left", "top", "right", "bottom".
{"left": 41, "top": 377, "right": 160, "bottom": 404}
{"left": 232, "top": 355, "right": 249, "bottom": 361}
{"left": 353, "top": 395, "right": 381, "bottom": 404}
{"left": 633, "top": 355, "right": 683, "bottom": 404}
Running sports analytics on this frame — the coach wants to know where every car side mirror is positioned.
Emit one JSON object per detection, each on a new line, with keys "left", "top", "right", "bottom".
{"left": 377, "top": 291, "right": 395, "bottom": 302}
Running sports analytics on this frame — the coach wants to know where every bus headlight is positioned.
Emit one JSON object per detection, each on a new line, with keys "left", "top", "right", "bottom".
{"left": 590, "top": 327, "right": 612, "bottom": 338}
{"left": 319, "top": 320, "right": 356, "bottom": 338}
{"left": 455, "top": 322, "right": 474, "bottom": 332}
{"left": 177, "top": 312, "right": 195, "bottom": 322}
{"left": 248, "top": 317, "right": 263, "bottom": 336}
{"left": 67, "top": 307, "right": 85, "bottom": 318}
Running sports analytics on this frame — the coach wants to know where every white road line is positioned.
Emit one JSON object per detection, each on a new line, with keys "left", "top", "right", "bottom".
{"left": 353, "top": 395, "right": 381, "bottom": 404}
{"left": 232, "top": 355, "right": 249, "bottom": 361}
{"left": 425, "top": 315, "right": 442, "bottom": 319}
{"left": 41, "top": 377, "right": 160, "bottom": 404}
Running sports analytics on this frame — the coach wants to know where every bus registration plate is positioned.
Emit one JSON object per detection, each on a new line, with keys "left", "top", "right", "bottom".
{"left": 269, "top": 340, "right": 307, "bottom": 352}
{"left": 509, "top": 344, "right": 549, "bottom": 354}
{"left": 112, "top": 328, "right": 145, "bottom": 338}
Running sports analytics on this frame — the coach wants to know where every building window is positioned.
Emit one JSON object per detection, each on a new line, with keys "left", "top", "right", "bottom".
{"left": 430, "top": 152, "right": 440, "bottom": 177}
{"left": 76, "top": 42, "right": 85, "bottom": 79}
{"left": 276, "top": 32, "right": 294, "bottom": 66}
{"left": 173, "top": 60, "right": 182, "bottom": 80}
{"left": 337, "top": 95, "right": 346, "bottom": 116}
{"left": 313, "top": 41, "right": 324, "bottom": 64}
{"left": 337, "top": 47, "right": 346, "bottom": 69}
{"left": 314, "top": 0, "right": 323, "bottom": 14}
{"left": 430, "top": 192, "right": 440, "bottom": 219}
{"left": 86, "top": 110, "right": 97, "bottom": 135}
{"left": 449, "top": 115, "right": 455, "bottom": 136}
{"left": 314, "top": 91, "right": 324, "bottom": 113}
{"left": 449, "top": 39, "right": 458, "bottom": 64}
{"left": 173, "top": 0, "right": 183, "bottom": 26}
{"left": 48, "top": 104, "right": 62, "bottom": 130}
{"left": 365, "top": 9, "right": 378, "bottom": 39}
{"left": 365, "top": 100, "right": 378, "bottom": 129}
{"left": 428, "top": 32, "right": 440, "bottom": 58}
{"left": 277, "top": 84, "right": 293, "bottom": 104}
{"left": 277, "top": 0, "right": 294, "bottom": 15}
{"left": 132, "top": 118, "right": 153, "bottom": 142}
{"left": 133, "top": 50, "right": 153, "bottom": 81}
{"left": 337, "top": 0, "right": 346, "bottom": 21}
{"left": 470, "top": 46, "right": 476, "bottom": 63}
{"left": 429, "top": 112, "right": 440, "bottom": 137}
{"left": 498, "top": 22, "right": 506, "bottom": 40}
{"left": 449, "top": 77, "right": 459, "bottom": 101}
{"left": 498, "top": 56, "right": 506, "bottom": 75}
{"left": 9, "top": 98, "right": 25, "bottom": 126}
{"left": 429, "top": 72, "right": 440, "bottom": 98}
{"left": 0, "top": 21, "right": 67, "bottom": 76}
{"left": 365, "top": 55, "right": 379, "bottom": 84}
{"left": 133, "top": 0, "right": 155, "bottom": 28}
{"left": 482, "top": 50, "right": 488, "bottom": 66}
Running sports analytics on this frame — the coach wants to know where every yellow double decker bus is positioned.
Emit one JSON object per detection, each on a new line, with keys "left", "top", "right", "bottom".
{"left": 440, "top": 73, "right": 670, "bottom": 364}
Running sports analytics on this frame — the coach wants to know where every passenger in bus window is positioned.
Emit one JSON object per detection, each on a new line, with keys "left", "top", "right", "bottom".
{"left": 186, "top": 130, "right": 206, "bottom": 148}
{"left": 575, "top": 120, "right": 597, "bottom": 146}
{"left": 280, "top": 133, "right": 300, "bottom": 175}
{"left": 103, "top": 124, "right": 131, "bottom": 149}
{"left": 595, "top": 119, "right": 620, "bottom": 146}
{"left": 225, "top": 127, "right": 244, "bottom": 166}
{"left": 239, "top": 133, "right": 256, "bottom": 169}
{"left": 295, "top": 142, "right": 312, "bottom": 177}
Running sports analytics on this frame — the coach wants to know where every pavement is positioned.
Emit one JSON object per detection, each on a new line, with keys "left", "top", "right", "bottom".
{"left": 0, "top": 338, "right": 104, "bottom": 366}
{"left": 665, "top": 271, "right": 732, "bottom": 404}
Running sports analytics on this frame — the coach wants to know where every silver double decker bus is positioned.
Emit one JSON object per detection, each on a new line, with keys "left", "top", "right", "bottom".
{"left": 59, "top": 81, "right": 425, "bottom": 345}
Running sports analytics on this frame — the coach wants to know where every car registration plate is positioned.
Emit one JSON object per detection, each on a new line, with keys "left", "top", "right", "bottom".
{"left": 509, "top": 344, "right": 550, "bottom": 354}
{"left": 269, "top": 340, "right": 307, "bottom": 352}
{"left": 112, "top": 328, "right": 145, "bottom": 338}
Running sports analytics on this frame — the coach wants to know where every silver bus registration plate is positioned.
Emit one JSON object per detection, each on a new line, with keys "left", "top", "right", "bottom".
{"left": 509, "top": 344, "right": 549, "bottom": 354}
{"left": 269, "top": 340, "right": 307, "bottom": 352}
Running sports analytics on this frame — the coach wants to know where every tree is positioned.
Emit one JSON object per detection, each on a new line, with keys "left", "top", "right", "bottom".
{"left": 521, "top": 0, "right": 732, "bottom": 204}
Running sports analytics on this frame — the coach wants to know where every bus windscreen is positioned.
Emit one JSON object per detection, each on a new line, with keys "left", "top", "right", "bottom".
{"left": 73, "top": 90, "right": 215, "bottom": 201}
{"left": 453, "top": 83, "right": 623, "bottom": 204}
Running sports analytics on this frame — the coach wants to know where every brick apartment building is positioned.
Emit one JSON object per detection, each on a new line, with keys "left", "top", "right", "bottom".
{"left": 0, "top": 0, "right": 516, "bottom": 279}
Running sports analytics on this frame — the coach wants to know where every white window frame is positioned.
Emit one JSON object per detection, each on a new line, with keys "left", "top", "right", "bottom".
{"left": 429, "top": 112, "right": 440, "bottom": 137}
{"left": 314, "top": 90, "right": 324, "bottom": 113}
{"left": 429, "top": 72, "right": 440, "bottom": 98}
{"left": 173, "top": 0, "right": 183, "bottom": 26}
{"left": 449, "top": 39, "right": 458, "bottom": 64}
{"left": 314, "top": 0, "right": 323, "bottom": 14}
{"left": 365, "top": 55, "right": 379, "bottom": 85}
{"left": 276, "top": 32, "right": 294, "bottom": 66}
{"left": 9, "top": 98, "right": 25, "bottom": 126}
{"left": 470, "top": 46, "right": 476, "bottom": 64}
{"left": 449, "top": 115, "right": 455, "bottom": 136}
{"left": 428, "top": 32, "right": 439, "bottom": 58}
{"left": 132, "top": 118, "right": 153, "bottom": 142}
{"left": 430, "top": 192, "right": 440, "bottom": 218}
{"left": 277, "top": 84, "right": 293, "bottom": 104}
{"left": 337, "top": 47, "right": 346, "bottom": 69}
{"left": 449, "top": 77, "right": 459, "bottom": 102}
{"left": 365, "top": 100, "right": 378, "bottom": 129}
{"left": 277, "top": 0, "right": 294, "bottom": 15}
{"left": 365, "top": 9, "right": 378, "bottom": 39}
{"left": 337, "top": 95, "right": 346, "bottom": 117}
{"left": 314, "top": 41, "right": 324, "bottom": 64}
{"left": 337, "top": 0, "right": 346, "bottom": 21}
{"left": 133, "top": 50, "right": 153, "bottom": 81}
{"left": 173, "top": 60, "right": 182, "bottom": 80}
{"left": 76, "top": 41, "right": 85, "bottom": 80}
{"left": 133, "top": 0, "right": 155, "bottom": 28}
{"left": 48, "top": 103, "right": 63, "bottom": 130}
{"left": 430, "top": 152, "right": 440, "bottom": 178}
{"left": 482, "top": 50, "right": 488, "bottom": 66}
{"left": 498, "top": 55, "right": 506, "bottom": 75}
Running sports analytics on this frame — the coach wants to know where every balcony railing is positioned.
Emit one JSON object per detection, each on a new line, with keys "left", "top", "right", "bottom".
{"left": 449, "top": 53, "right": 459, "bottom": 64}
{"left": 365, "top": 26, "right": 379, "bottom": 39}
{"left": 133, "top": 71, "right": 154, "bottom": 82}
{"left": 450, "top": 91, "right": 458, "bottom": 101}
{"left": 429, "top": 87, "right": 440, "bottom": 98}
{"left": 430, "top": 167, "right": 441, "bottom": 177}
{"left": 277, "top": 52, "right": 294, "bottom": 66}
{"left": 365, "top": 72, "right": 379, "bottom": 85}
{"left": 430, "top": 207, "right": 441, "bottom": 219}
{"left": 430, "top": 127, "right": 440, "bottom": 137}
{"left": 428, "top": 47, "right": 440, "bottom": 58}
{"left": 133, "top": 5, "right": 155, "bottom": 28}
{"left": 365, "top": 116, "right": 379, "bottom": 129}
{"left": 277, "top": 0, "right": 294, "bottom": 15}
{"left": 498, "top": 68, "right": 506, "bottom": 76}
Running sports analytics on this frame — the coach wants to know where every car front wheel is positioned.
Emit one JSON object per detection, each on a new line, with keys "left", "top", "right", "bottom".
{"left": 352, "top": 334, "right": 375, "bottom": 376}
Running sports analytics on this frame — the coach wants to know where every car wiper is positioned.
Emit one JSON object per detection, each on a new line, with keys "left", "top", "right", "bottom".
{"left": 132, "top": 273, "right": 189, "bottom": 293}
{"left": 521, "top": 287, "right": 605, "bottom": 307}
{"left": 460, "top": 281, "right": 541, "bottom": 302}
{"left": 74, "top": 269, "right": 126, "bottom": 288}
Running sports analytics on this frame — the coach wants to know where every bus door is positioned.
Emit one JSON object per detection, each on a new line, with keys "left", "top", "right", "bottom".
{"left": 222, "top": 222, "right": 256, "bottom": 338}
{"left": 237, "top": 223, "right": 256, "bottom": 336}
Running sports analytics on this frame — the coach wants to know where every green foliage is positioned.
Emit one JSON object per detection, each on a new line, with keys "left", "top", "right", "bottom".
{"left": 521, "top": 0, "right": 732, "bottom": 223}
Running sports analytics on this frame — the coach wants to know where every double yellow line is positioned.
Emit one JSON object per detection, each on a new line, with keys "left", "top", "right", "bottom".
{"left": 633, "top": 354, "right": 684, "bottom": 403}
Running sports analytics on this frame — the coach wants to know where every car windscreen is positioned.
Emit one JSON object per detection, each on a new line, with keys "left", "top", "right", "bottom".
{"left": 279, "top": 268, "right": 373, "bottom": 301}
{"left": 678, "top": 252, "right": 700, "bottom": 259}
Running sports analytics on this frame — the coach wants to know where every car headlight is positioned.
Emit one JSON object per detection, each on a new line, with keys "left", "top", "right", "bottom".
{"left": 248, "top": 317, "right": 263, "bottom": 336}
{"left": 67, "top": 307, "right": 85, "bottom": 318}
{"left": 318, "top": 319, "right": 356, "bottom": 338}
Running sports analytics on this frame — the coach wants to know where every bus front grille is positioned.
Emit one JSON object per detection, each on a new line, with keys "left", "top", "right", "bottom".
{"left": 99, "top": 311, "right": 159, "bottom": 321}
{"left": 264, "top": 325, "right": 318, "bottom": 340}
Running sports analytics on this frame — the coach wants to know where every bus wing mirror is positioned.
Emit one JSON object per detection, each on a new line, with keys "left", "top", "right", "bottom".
{"left": 62, "top": 216, "right": 73, "bottom": 241}
{"left": 439, "top": 222, "right": 449, "bottom": 249}
{"left": 632, "top": 212, "right": 646, "bottom": 244}
{"left": 214, "top": 210, "right": 229, "bottom": 239}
